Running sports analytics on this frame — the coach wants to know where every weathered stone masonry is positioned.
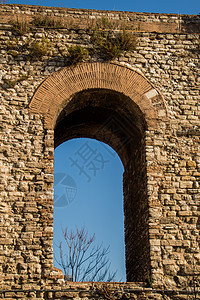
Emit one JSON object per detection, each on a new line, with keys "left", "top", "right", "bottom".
{"left": 0, "top": 4, "right": 200, "bottom": 299}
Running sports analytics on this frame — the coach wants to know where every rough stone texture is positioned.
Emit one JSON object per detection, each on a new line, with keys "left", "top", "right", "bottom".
{"left": 0, "top": 282, "right": 200, "bottom": 299}
{"left": 0, "top": 4, "right": 200, "bottom": 299}
{"left": 0, "top": 4, "right": 200, "bottom": 33}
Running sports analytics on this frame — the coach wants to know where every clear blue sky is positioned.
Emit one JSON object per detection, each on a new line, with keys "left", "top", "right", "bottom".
{"left": 54, "top": 139, "right": 125, "bottom": 281}
{"left": 5, "top": 0, "right": 200, "bottom": 15}
{"left": 6, "top": 0, "right": 199, "bottom": 282}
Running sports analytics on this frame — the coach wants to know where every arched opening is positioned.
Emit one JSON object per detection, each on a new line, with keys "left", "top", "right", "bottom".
{"left": 29, "top": 62, "right": 168, "bottom": 283}
{"left": 54, "top": 88, "right": 149, "bottom": 281}
{"left": 53, "top": 138, "right": 125, "bottom": 281}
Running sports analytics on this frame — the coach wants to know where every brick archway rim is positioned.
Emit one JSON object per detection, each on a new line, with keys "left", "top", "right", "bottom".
{"left": 114, "top": 61, "right": 168, "bottom": 112}
{"left": 29, "top": 61, "right": 168, "bottom": 130}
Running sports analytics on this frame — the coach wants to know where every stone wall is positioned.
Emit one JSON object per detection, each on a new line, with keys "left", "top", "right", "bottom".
{"left": 0, "top": 4, "right": 200, "bottom": 33}
{"left": 0, "top": 4, "right": 200, "bottom": 299}
{"left": 0, "top": 282, "right": 199, "bottom": 299}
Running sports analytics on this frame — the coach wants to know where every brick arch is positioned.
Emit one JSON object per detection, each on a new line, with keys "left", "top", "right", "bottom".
{"left": 29, "top": 62, "right": 167, "bottom": 129}
{"left": 29, "top": 61, "right": 167, "bottom": 282}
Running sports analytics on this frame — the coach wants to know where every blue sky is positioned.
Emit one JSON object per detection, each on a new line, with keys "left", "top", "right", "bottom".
{"left": 54, "top": 139, "right": 125, "bottom": 281}
{"left": 5, "top": 0, "right": 200, "bottom": 15}
{"left": 6, "top": 0, "right": 199, "bottom": 283}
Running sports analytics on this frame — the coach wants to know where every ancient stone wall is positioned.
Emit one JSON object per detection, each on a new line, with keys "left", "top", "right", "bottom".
{"left": 0, "top": 4, "right": 200, "bottom": 33}
{"left": 0, "top": 4, "right": 200, "bottom": 299}
{"left": 0, "top": 282, "right": 200, "bottom": 299}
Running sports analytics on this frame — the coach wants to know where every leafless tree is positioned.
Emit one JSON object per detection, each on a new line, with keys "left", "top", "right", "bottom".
{"left": 55, "top": 226, "right": 117, "bottom": 282}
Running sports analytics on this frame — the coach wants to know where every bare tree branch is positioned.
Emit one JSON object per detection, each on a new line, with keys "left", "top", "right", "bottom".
{"left": 55, "top": 226, "right": 117, "bottom": 282}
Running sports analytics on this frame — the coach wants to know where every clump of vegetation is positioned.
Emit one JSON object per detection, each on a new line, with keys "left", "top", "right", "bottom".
{"left": 3, "top": 78, "right": 16, "bottom": 89}
{"left": 32, "top": 15, "right": 62, "bottom": 28}
{"left": 92, "top": 29, "right": 137, "bottom": 60}
{"left": 6, "top": 16, "right": 137, "bottom": 63}
{"left": 7, "top": 49, "right": 19, "bottom": 57}
{"left": 6, "top": 37, "right": 19, "bottom": 50}
{"left": 6, "top": 37, "right": 31, "bottom": 58}
{"left": 118, "top": 29, "right": 137, "bottom": 51}
{"left": 3, "top": 75, "right": 28, "bottom": 89}
{"left": 11, "top": 17, "right": 30, "bottom": 36}
{"left": 94, "top": 15, "right": 137, "bottom": 31}
{"left": 29, "top": 36, "right": 51, "bottom": 59}
{"left": 95, "top": 16, "right": 119, "bottom": 30}
{"left": 6, "top": 34, "right": 52, "bottom": 60}
{"left": 67, "top": 45, "right": 88, "bottom": 66}
{"left": 92, "top": 31, "right": 119, "bottom": 60}
{"left": 145, "top": 274, "right": 153, "bottom": 288}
